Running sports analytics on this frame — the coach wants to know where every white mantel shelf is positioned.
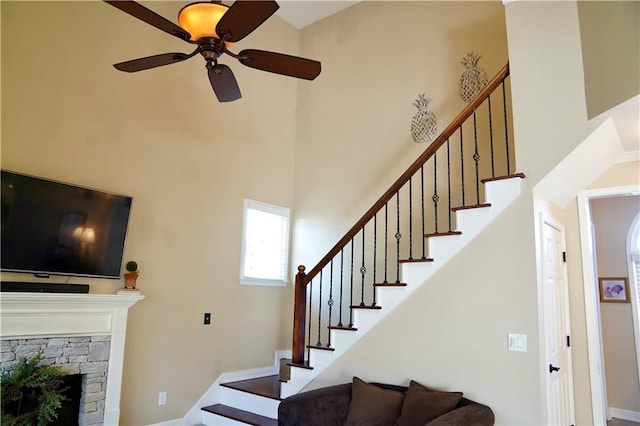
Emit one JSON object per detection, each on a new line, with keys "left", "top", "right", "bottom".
{"left": 0, "top": 292, "right": 144, "bottom": 426}
{"left": 1, "top": 292, "right": 144, "bottom": 314}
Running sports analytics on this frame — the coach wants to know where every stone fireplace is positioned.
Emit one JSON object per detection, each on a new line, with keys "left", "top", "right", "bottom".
{"left": 0, "top": 292, "right": 143, "bottom": 425}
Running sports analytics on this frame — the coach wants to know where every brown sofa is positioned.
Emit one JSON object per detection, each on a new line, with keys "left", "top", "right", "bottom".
{"left": 278, "top": 377, "right": 494, "bottom": 426}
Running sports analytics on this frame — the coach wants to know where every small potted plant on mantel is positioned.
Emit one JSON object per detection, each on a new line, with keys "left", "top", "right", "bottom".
{"left": 123, "top": 261, "right": 139, "bottom": 289}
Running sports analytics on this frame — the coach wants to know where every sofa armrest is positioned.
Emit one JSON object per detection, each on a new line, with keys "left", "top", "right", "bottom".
{"left": 278, "top": 383, "right": 352, "bottom": 426}
{"left": 425, "top": 403, "right": 495, "bottom": 426}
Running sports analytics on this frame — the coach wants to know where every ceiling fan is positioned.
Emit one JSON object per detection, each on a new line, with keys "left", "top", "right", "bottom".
{"left": 104, "top": 0, "right": 322, "bottom": 102}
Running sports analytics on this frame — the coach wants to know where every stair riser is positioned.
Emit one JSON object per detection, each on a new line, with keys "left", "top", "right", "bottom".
{"left": 219, "top": 387, "right": 279, "bottom": 419}
{"left": 202, "top": 411, "right": 250, "bottom": 425}
{"left": 426, "top": 234, "right": 463, "bottom": 261}
{"left": 484, "top": 177, "right": 523, "bottom": 208}
{"left": 453, "top": 207, "right": 493, "bottom": 238}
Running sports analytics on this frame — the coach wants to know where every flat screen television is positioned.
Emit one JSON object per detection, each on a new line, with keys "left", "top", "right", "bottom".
{"left": 1, "top": 170, "right": 133, "bottom": 279}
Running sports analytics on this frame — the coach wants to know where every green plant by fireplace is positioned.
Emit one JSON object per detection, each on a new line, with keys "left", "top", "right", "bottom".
{"left": 0, "top": 352, "right": 68, "bottom": 426}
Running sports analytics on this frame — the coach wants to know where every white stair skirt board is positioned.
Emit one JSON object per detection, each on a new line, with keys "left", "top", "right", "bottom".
{"left": 281, "top": 175, "right": 524, "bottom": 398}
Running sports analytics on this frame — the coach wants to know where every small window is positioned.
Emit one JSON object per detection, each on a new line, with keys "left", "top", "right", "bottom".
{"left": 240, "top": 199, "right": 290, "bottom": 286}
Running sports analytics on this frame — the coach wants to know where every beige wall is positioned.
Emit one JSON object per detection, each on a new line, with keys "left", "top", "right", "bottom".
{"left": 591, "top": 195, "right": 640, "bottom": 413}
{"left": 1, "top": 2, "right": 299, "bottom": 424}
{"left": 578, "top": 1, "right": 640, "bottom": 119}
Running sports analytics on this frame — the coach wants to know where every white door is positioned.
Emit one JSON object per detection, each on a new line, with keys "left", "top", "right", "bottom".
{"left": 542, "top": 216, "right": 575, "bottom": 425}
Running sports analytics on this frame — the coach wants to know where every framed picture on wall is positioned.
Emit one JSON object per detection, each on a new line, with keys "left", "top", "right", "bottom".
{"left": 598, "top": 277, "right": 630, "bottom": 303}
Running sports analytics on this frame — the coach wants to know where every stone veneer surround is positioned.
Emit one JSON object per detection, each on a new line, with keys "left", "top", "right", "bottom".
{"left": 0, "top": 292, "right": 143, "bottom": 425}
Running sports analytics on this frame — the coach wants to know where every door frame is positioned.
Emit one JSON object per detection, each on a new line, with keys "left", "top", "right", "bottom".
{"left": 577, "top": 184, "right": 640, "bottom": 424}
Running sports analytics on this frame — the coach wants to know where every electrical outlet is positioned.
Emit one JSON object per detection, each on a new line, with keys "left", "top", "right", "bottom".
{"left": 204, "top": 312, "right": 211, "bottom": 325}
{"left": 158, "top": 391, "right": 167, "bottom": 406}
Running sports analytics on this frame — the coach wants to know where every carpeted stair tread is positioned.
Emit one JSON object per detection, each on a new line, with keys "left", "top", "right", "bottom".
{"left": 220, "top": 375, "right": 282, "bottom": 400}
{"left": 202, "top": 404, "right": 277, "bottom": 426}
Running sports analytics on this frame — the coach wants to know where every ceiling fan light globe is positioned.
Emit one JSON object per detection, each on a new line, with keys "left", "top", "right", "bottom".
{"left": 178, "top": 2, "right": 229, "bottom": 42}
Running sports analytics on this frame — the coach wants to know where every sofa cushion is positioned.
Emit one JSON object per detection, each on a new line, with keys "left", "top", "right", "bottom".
{"left": 395, "top": 380, "right": 463, "bottom": 426}
{"left": 344, "top": 376, "right": 405, "bottom": 426}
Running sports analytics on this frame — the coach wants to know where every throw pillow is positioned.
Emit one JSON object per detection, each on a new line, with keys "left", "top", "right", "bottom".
{"left": 344, "top": 376, "right": 405, "bottom": 426}
{"left": 395, "top": 380, "right": 463, "bottom": 426}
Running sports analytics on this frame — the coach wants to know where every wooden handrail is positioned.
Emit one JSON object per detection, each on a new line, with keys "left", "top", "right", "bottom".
{"left": 301, "top": 62, "right": 510, "bottom": 285}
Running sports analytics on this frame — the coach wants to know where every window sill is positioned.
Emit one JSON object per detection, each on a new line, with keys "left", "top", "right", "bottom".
{"left": 240, "top": 278, "right": 288, "bottom": 287}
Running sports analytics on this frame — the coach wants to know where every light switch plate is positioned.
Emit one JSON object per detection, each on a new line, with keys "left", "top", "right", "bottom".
{"left": 508, "top": 333, "right": 527, "bottom": 352}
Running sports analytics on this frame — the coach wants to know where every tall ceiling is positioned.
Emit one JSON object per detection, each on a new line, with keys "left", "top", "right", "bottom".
{"left": 275, "top": 1, "right": 359, "bottom": 29}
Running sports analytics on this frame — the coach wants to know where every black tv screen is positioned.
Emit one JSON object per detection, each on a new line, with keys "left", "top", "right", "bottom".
{"left": 1, "top": 170, "right": 133, "bottom": 279}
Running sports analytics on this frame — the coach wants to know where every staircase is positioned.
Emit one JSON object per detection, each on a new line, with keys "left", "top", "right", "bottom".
{"left": 196, "top": 63, "right": 521, "bottom": 425}
{"left": 199, "top": 174, "right": 524, "bottom": 425}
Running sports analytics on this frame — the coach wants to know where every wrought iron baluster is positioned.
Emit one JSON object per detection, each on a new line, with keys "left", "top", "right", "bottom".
{"left": 395, "top": 191, "right": 401, "bottom": 283}
{"left": 360, "top": 226, "right": 366, "bottom": 306}
{"left": 327, "top": 260, "right": 334, "bottom": 347}
{"left": 420, "top": 165, "right": 426, "bottom": 259}
{"left": 316, "top": 269, "right": 323, "bottom": 346}
{"left": 349, "top": 238, "right": 354, "bottom": 327}
{"left": 408, "top": 177, "right": 413, "bottom": 260}
{"left": 502, "top": 80, "right": 511, "bottom": 174}
{"left": 338, "top": 249, "right": 344, "bottom": 327}
{"left": 460, "top": 127, "right": 466, "bottom": 206}
{"left": 447, "top": 138, "right": 452, "bottom": 232}
{"left": 488, "top": 94, "right": 495, "bottom": 177}
{"left": 307, "top": 278, "right": 313, "bottom": 363}
{"left": 384, "top": 203, "right": 389, "bottom": 284}
{"left": 433, "top": 152, "right": 439, "bottom": 234}
{"left": 373, "top": 214, "right": 378, "bottom": 306}
{"left": 473, "top": 110, "right": 480, "bottom": 204}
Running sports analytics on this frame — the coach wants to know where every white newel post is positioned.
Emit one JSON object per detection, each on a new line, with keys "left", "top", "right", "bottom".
{"left": 0, "top": 293, "right": 144, "bottom": 426}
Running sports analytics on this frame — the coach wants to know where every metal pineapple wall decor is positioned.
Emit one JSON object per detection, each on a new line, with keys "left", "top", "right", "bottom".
{"left": 459, "top": 51, "right": 488, "bottom": 102}
{"left": 411, "top": 94, "right": 437, "bottom": 143}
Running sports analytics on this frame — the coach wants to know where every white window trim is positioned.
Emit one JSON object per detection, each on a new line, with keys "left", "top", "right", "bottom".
{"left": 240, "top": 199, "right": 290, "bottom": 287}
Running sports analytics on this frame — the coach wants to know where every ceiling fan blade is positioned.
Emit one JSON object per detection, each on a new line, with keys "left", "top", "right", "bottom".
{"left": 114, "top": 52, "right": 191, "bottom": 73}
{"left": 104, "top": 1, "right": 190, "bottom": 41}
{"left": 207, "top": 64, "right": 242, "bottom": 102}
{"left": 238, "top": 49, "right": 321, "bottom": 80}
{"left": 216, "top": 0, "right": 279, "bottom": 43}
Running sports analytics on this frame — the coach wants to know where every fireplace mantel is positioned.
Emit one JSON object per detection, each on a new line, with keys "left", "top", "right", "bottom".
{"left": 0, "top": 292, "right": 144, "bottom": 425}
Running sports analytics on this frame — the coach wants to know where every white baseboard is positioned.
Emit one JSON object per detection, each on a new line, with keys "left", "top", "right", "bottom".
{"left": 609, "top": 407, "right": 640, "bottom": 423}
{"left": 147, "top": 418, "right": 185, "bottom": 426}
